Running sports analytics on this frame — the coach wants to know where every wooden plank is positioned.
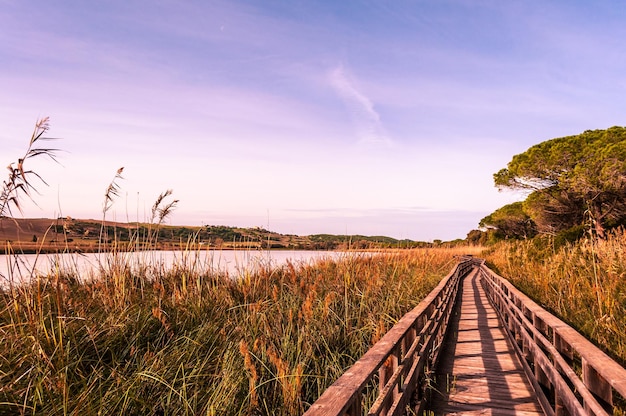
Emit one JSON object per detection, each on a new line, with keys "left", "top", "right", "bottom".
{"left": 429, "top": 271, "right": 544, "bottom": 415}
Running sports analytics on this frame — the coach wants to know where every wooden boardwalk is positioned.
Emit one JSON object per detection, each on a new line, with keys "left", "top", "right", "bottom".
{"left": 305, "top": 258, "right": 626, "bottom": 416}
{"left": 429, "top": 269, "right": 544, "bottom": 415}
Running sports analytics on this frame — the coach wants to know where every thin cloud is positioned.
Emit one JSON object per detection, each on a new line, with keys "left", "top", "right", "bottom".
{"left": 329, "top": 65, "right": 392, "bottom": 146}
{"left": 283, "top": 206, "right": 438, "bottom": 217}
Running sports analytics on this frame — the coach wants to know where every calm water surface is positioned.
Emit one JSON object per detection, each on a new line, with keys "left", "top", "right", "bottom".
{"left": 0, "top": 250, "right": 356, "bottom": 285}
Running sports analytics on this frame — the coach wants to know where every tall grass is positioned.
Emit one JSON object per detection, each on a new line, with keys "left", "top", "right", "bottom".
{"left": 1, "top": 119, "right": 484, "bottom": 413}
{"left": 483, "top": 230, "right": 626, "bottom": 364}
{"left": 0, "top": 246, "right": 477, "bottom": 415}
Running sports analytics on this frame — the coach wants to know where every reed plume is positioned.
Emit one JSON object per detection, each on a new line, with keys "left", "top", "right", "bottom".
{"left": 99, "top": 167, "right": 124, "bottom": 251}
{"left": 1, "top": 117, "right": 59, "bottom": 218}
{"left": 150, "top": 189, "right": 179, "bottom": 225}
{"left": 102, "top": 167, "right": 124, "bottom": 216}
{"left": 147, "top": 189, "right": 179, "bottom": 247}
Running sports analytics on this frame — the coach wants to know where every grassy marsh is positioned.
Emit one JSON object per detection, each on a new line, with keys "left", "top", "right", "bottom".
{"left": 484, "top": 230, "right": 626, "bottom": 364}
{"left": 0, "top": 246, "right": 479, "bottom": 415}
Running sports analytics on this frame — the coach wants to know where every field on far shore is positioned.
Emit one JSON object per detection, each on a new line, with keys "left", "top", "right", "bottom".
{"left": 0, "top": 217, "right": 449, "bottom": 254}
{"left": 0, "top": 243, "right": 474, "bottom": 414}
{"left": 1, "top": 217, "right": 212, "bottom": 253}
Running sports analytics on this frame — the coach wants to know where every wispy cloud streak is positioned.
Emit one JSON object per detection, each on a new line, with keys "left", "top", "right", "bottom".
{"left": 329, "top": 65, "right": 392, "bottom": 146}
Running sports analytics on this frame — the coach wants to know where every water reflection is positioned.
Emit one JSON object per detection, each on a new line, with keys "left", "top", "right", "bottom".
{"left": 1, "top": 249, "right": 353, "bottom": 285}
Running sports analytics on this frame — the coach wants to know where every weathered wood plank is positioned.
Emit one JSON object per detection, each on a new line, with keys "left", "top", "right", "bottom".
{"left": 429, "top": 271, "right": 544, "bottom": 415}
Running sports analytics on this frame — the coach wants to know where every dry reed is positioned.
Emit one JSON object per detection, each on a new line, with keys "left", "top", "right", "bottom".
{"left": 0, "top": 247, "right": 470, "bottom": 414}
{"left": 484, "top": 230, "right": 626, "bottom": 364}
{"left": 1, "top": 117, "right": 59, "bottom": 218}
{"left": 1, "top": 118, "right": 487, "bottom": 414}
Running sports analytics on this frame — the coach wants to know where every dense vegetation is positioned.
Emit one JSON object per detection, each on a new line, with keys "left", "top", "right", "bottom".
{"left": 472, "top": 126, "right": 626, "bottom": 399}
{"left": 4, "top": 118, "right": 626, "bottom": 414}
{"left": 477, "top": 201, "right": 535, "bottom": 242}
{"left": 1, "top": 218, "right": 457, "bottom": 254}
{"left": 476, "top": 126, "right": 626, "bottom": 242}
{"left": 0, "top": 247, "right": 473, "bottom": 415}
{"left": 484, "top": 230, "right": 626, "bottom": 365}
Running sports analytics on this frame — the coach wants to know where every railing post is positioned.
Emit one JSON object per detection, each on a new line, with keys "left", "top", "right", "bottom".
{"left": 553, "top": 332, "right": 574, "bottom": 362}
{"left": 534, "top": 359, "right": 551, "bottom": 392}
{"left": 392, "top": 348, "right": 400, "bottom": 407}
{"left": 554, "top": 393, "right": 568, "bottom": 416}
{"left": 403, "top": 327, "right": 413, "bottom": 360}
{"left": 532, "top": 315, "right": 551, "bottom": 390}
{"left": 348, "top": 395, "right": 362, "bottom": 416}
{"left": 553, "top": 331, "right": 574, "bottom": 416}
{"left": 533, "top": 315, "right": 548, "bottom": 337}
{"left": 378, "top": 360, "right": 390, "bottom": 416}
{"left": 522, "top": 326, "right": 531, "bottom": 362}
{"left": 582, "top": 359, "right": 612, "bottom": 411}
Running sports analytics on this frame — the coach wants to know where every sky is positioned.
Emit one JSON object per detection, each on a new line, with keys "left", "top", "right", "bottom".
{"left": 1, "top": 0, "right": 625, "bottom": 241}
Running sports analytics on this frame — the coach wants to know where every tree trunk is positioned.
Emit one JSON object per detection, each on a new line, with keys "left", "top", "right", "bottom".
{"left": 591, "top": 204, "right": 606, "bottom": 239}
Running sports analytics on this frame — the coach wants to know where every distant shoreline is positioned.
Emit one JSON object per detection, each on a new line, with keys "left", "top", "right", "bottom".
{"left": 1, "top": 217, "right": 444, "bottom": 253}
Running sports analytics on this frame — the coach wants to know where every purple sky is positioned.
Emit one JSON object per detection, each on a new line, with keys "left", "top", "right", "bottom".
{"left": 2, "top": 0, "right": 625, "bottom": 241}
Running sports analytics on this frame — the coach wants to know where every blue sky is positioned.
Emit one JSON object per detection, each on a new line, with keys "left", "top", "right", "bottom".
{"left": 2, "top": 0, "right": 625, "bottom": 241}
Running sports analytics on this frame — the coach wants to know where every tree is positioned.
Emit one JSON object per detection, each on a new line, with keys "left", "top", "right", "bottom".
{"left": 494, "top": 126, "right": 626, "bottom": 238}
{"left": 466, "top": 229, "right": 487, "bottom": 245}
{"left": 479, "top": 202, "right": 536, "bottom": 239}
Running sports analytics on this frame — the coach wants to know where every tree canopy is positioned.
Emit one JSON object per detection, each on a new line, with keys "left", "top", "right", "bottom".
{"left": 479, "top": 202, "right": 536, "bottom": 240}
{"left": 493, "top": 126, "right": 626, "bottom": 238}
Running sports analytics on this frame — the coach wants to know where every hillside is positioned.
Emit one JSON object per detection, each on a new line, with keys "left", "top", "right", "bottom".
{"left": 0, "top": 217, "right": 430, "bottom": 253}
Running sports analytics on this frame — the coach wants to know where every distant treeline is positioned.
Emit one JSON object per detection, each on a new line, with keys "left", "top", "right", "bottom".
{"left": 14, "top": 219, "right": 462, "bottom": 251}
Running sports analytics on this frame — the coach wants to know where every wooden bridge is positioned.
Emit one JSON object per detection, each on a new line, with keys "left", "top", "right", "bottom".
{"left": 304, "top": 257, "right": 626, "bottom": 416}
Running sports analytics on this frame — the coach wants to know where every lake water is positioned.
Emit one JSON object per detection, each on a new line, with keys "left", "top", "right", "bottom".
{"left": 0, "top": 249, "right": 357, "bottom": 286}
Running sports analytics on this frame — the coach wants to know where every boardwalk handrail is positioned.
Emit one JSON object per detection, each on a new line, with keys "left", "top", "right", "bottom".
{"left": 304, "top": 257, "right": 475, "bottom": 416}
{"left": 479, "top": 262, "right": 626, "bottom": 416}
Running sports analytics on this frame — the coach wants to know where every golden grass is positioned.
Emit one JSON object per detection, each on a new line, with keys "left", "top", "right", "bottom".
{"left": 0, "top": 246, "right": 471, "bottom": 415}
{"left": 1, "top": 117, "right": 494, "bottom": 414}
{"left": 483, "top": 230, "right": 626, "bottom": 364}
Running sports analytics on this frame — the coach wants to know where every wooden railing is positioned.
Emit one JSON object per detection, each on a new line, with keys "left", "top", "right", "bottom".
{"left": 305, "top": 258, "right": 626, "bottom": 416}
{"left": 479, "top": 262, "right": 626, "bottom": 416}
{"left": 304, "top": 257, "right": 475, "bottom": 416}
